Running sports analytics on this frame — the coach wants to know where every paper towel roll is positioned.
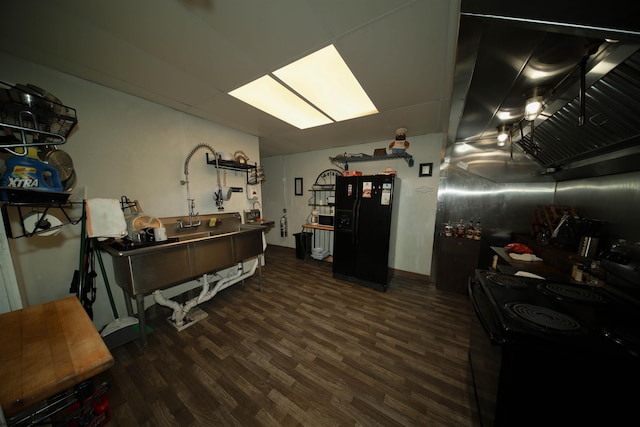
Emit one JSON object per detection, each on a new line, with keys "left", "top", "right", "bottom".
{"left": 23, "top": 211, "right": 62, "bottom": 236}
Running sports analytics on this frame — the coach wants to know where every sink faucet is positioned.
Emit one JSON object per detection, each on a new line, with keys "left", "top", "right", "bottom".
{"left": 180, "top": 143, "right": 221, "bottom": 227}
{"left": 178, "top": 199, "right": 201, "bottom": 229}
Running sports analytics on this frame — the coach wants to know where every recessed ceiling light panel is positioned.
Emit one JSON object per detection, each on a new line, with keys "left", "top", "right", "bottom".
{"left": 274, "top": 45, "right": 378, "bottom": 122}
{"left": 229, "top": 75, "right": 332, "bottom": 129}
{"left": 228, "top": 44, "right": 377, "bottom": 129}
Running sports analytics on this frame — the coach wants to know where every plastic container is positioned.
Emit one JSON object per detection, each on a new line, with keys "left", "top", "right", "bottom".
{"left": 1, "top": 155, "right": 63, "bottom": 192}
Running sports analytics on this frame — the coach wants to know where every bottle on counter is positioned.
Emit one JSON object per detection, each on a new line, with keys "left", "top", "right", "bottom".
{"left": 466, "top": 221, "right": 475, "bottom": 239}
{"left": 474, "top": 220, "right": 482, "bottom": 240}
{"left": 455, "top": 219, "right": 466, "bottom": 238}
{"left": 444, "top": 220, "right": 453, "bottom": 237}
{"left": 572, "top": 263, "right": 584, "bottom": 282}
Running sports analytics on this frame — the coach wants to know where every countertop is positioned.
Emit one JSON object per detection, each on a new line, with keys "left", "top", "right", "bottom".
{"left": 100, "top": 220, "right": 273, "bottom": 257}
{"left": 491, "top": 246, "right": 570, "bottom": 281}
{"left": 0, "top": 296, "right": 114, "bottom": 417}
{"left": 250, "top": 220, "right": 275, "bottom": 229}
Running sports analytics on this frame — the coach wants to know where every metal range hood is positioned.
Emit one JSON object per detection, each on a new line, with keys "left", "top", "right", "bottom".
{"left": 519, "top": 46, "right": 640, "bottom": 181}
{"left": 448, "top": 1, "right": 640, "bottom": 183}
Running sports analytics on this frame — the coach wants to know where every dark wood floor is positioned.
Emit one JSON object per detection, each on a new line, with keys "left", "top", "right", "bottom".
{"left": 98, "top": 246, "right": 479, "bottom": 426}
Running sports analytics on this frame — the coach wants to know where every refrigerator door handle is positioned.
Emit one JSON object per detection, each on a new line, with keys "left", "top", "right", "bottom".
{"left": 353, "top": 199, "right": 360, "bottom": 244}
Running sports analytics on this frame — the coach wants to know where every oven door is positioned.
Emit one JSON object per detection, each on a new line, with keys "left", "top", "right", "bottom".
{"left": 468, "top": 274, "right": 640, "bottom": 427}
{"left": 468, "top": 277, "right": 505, "bottom": 427}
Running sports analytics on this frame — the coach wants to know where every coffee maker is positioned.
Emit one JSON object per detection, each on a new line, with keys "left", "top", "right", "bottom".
{"left": 310, "top": 210, "right": 319, "bottom": 225}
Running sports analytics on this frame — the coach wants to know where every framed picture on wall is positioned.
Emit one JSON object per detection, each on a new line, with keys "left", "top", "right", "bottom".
{"left": 295, "top": 177, "right": 303, "bottom": 196}
{"left": 419, "top": 163, "right": 433, "bottom": 177}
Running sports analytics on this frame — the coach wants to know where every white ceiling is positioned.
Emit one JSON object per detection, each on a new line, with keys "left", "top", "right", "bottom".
{"left": 0, "top": 0, "right": 460, "bottom": 158}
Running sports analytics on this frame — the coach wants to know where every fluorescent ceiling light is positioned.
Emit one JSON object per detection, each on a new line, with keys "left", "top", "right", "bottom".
{"left": 274, "top": 45, "right": 378, "bottom": 122}
{"left": 229, "top": 75, "right": 332, "bottom": 129}
{"left": 228, "top": 44, "right": 378, "bottom": 129}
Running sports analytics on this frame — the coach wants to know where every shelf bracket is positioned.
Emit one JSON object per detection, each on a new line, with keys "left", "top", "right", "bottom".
{"left": 1, "top": 201, "right": 84, "bottom": 239}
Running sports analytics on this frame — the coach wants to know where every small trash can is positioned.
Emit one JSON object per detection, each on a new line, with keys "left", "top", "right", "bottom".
{"left": 294, "top": 232, "right": 313, "bottom": 259}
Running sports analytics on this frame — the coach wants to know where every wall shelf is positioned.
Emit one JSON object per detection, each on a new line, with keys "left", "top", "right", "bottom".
{"left": 302, "top": 169, "right": 341, "bottom": 260}
{"left": 330, "top": 152, "right": 414, "bottom": 168}
{"left": 308, "top": 188, "right": 335, "bottom": 208}
{"left": 308, "top": 170, "right": 340, "bottom": 215}
{"left": 0, "top": 81, "right": 78, "bottom": 152}
{"left": 205, "top": 152, "right": 260, "bottom": 184}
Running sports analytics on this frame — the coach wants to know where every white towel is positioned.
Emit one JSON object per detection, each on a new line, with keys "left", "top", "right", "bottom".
{"left": 509, "top": 252, "right": 543, "bottom": 262}
{"left": 515, "top": 271, "right": 545, "bottom": 279}
{"left": 86, "top": 198, "right": 127, "bottom": 239}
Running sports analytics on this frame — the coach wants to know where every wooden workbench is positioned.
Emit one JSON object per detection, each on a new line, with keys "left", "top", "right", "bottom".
{"left": 0, "top": 296, "right": 114, "bottom": 418}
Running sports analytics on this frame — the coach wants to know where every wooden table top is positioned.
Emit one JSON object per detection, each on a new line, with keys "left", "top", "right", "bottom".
{"left": 0, "top": 296, "right": 114, "bottom": 417}
{"left": 303, "top": 223, "right": 334, "bottom": 231}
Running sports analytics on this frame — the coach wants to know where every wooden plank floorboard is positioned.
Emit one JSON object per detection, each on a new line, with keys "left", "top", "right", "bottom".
{"left": 97, "top": 245, "right": 479, "bottom": 426}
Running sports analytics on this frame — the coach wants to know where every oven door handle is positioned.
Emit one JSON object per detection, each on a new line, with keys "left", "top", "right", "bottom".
{"left": 468, "top": 277, "right": 506, "bottom": 345}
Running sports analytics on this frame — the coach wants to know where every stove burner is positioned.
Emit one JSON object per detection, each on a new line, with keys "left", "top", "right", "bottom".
{"left": 540, "top": 283, "right": 607, "bottom": 304}
{"left": 505, "top": 303, "right": 582, "bottom": 332}
{"left": 487, "top": 273, "right": 527, "bottom": 288}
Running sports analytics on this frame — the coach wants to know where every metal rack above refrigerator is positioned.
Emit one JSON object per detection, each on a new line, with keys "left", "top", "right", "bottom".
{"left": 0, "top": 81, "right": 78, "bottom": 154}
{"left": 329, "top": 152, "right": 414, "bottom": 168}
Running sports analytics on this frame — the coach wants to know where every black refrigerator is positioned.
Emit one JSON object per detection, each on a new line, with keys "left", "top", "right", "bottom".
{"left": 332, "top": 174, "right": 399, "bottom": 291}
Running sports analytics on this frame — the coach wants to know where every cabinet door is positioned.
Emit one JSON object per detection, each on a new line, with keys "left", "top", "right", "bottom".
{"left": 437, "top": 238, "right": 481, "bottom": 295}
{"left": 333, "top": 227, "right": 355, "bottom": 276}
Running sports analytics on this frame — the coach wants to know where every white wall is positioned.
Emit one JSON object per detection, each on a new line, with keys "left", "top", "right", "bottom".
{"left": 1, "top": 53, "right": 261, "bottom": 329}
{"left": 261, "top": 134, "right": 443, "bottom": 277}
{"left": 1, "top": 52, "right": 443, "bottom": 332}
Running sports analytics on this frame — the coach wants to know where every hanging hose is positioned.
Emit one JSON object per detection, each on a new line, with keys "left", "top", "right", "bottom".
{"left": 181, "top": 143, "right": 222, "bottom": 217}
{"left": 183, "top": 143, "right": 216, "bottom": 176}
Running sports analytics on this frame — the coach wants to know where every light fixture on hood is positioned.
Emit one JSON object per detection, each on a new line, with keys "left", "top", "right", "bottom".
{"left": 524, "top": 88, "right": 544, "bottom": 121}
{"left": 496, "top": 124, "right": 510, "bottom": 146}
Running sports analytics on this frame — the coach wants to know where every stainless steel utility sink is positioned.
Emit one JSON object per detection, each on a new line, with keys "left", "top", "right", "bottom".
{"left": 170, "top": 222, "right": 268, "bottom": 241}
{"left": 98, "top": 211, "right": 267, "bottom": 346}
{"left": 100, "top": 212, "right": 266, "bottom": 295}
{"left": 172, "top": 231, "right": 211, "bottom": 241}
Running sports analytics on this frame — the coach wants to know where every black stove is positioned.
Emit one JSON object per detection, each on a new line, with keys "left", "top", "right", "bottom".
{"left": 468, "top": 270, "right": 640, "bottom": 427}
{"left": 538, "top": 282, "right": 609, "bottom": 304}
{"left": 503, "top": 302, "right": 583, "bottom": 332}
{"left": 486, "top": 272, "right": 528, "bottom": 288}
